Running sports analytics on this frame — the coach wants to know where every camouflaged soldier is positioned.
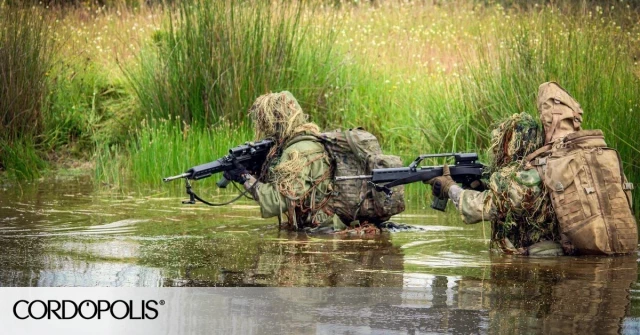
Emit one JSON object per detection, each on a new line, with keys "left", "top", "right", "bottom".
{"left": 428, "top": 111, "right": 562, "bottom": 255}
{"left": 223, "top": 91, "right": 344, "bottom": 231}
{"left": 428, "top": 82, "right": 637, "bottom": 256}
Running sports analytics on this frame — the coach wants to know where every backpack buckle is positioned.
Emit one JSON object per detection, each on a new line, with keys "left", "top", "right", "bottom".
{"left": 623, "top": 183, "right": 634, "bottom": 191}
{"left": 533, "top": 157, "right": 547, "bottom": 166}
{"left": 555, "top": 182, "right": 564, "bottom": 192}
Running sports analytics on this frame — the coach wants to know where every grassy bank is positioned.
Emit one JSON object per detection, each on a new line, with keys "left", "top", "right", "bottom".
{"left": 1, "top": 1, "right": 639, "bottom": 212}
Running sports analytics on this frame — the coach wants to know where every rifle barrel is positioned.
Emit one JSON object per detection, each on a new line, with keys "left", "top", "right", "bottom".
{"left": 163, "top": 172, "right": 190, "bottom": 182}
{"left": 335, "top": 175, "right": 373, "bottom": 181}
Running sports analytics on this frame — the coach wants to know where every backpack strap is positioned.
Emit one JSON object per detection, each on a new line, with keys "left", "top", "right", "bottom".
{"left": 344, "top": 129, "right": 369, "bottom": 164}
{"left": 546, "top": 108, "right": 562, "bottom": 144}
{"left": 344, "top": 129, "right": 359, "bottom": 156}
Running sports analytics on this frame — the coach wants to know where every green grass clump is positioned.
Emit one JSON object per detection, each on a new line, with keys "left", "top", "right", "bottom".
{"left": 0, "top": 138, "right": 48, "bottom": 180}
{"left": 97, "top": 117, "right": 253, "bottom": 187}
{"left": 45, "top": 58, "right": 138, "bottom": 157}
{"left": 0, "top": 5, "right": 54, "bottom": 177}
{"left": 127, "top": 0, "right": 339, "bottom": 126}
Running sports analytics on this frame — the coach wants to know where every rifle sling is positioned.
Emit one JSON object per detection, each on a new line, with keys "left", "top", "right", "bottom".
{"left": 186, "top": 180, "right": 254, "bottom": 207}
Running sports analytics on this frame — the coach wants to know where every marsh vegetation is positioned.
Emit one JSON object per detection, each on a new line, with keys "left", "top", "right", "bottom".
{"left": 1, "top": 0, "right": 639, "bottom": 210}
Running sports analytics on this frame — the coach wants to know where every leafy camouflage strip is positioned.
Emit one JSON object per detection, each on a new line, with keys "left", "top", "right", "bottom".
{"left": 251, "top": 139, "right": 335, "bottom": 230}
{"left": 487, "top": 165, "right": 557, "bottom": 251}
{"left": 458, "top": 113, "right": 558, "bottom": 253}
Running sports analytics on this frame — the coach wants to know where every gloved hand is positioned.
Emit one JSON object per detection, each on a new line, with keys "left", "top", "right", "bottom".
{"left": 427, "top": 164, "right": 457, "bottom": 199}
{"left": 469, "top": 179, "right": 485, "bottom": 191}
{"left": 223, "top": 167, "right": 249, "bottom": 184}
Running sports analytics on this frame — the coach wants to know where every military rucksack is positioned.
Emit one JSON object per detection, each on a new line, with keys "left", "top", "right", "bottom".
{"left": 526, "top": 83, "right": 637, "bottom": 255}
{"left": 316, "top": 128, "right": 406, "bottom": 224}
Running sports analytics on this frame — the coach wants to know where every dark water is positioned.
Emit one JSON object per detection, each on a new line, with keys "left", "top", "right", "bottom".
{"left": 1, "top": 176, "right": 639, "bottom": 333}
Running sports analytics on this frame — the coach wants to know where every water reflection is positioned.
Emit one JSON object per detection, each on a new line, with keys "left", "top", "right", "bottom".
{"left": 455, "top": 255, "right": 637, "bottom": 334}
{"left": 1, "top": 177, "right": 639, "bottom": 333}
{"left": 148, "top": 233, "right": 405, "bottom": 287}
{"left": 160, "top": 255, "right": 638, "bottom": 335}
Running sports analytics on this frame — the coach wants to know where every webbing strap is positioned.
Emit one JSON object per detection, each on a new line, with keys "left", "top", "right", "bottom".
{"left": 525, "top": 143, "right": 553, "bottom": 163}
{"left": 344, "top": 130, "right": 361, "bottom": 159}
{"left": 546, "top": 113, "right": 561, "bottom": 144}
{"left": 285, "top": 135, "right": 319, "bottom": 147}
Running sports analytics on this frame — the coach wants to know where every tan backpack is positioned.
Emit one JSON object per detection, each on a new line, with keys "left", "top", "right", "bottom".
{"left": 317, "top": 128, "right": 406, "bottom": 224}
{"left": 527, "top": 83, "right": 637, "bottom": 255}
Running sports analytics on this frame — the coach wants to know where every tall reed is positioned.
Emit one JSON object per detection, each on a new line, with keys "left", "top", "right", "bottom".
{"left": 0, "top": 5, "right": 54, "bottom": 177}
{"left": 126, "top": 0, "right": 339, "bottom": 127}
{"left": 98, "top": 117, "right": 253, "bottom": 186}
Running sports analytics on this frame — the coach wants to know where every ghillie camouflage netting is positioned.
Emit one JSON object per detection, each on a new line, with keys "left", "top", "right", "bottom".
{"left": 248, "top": 91, "right": 331, "bottom": 227}
{"left": 248, "top": 91, "right": 326, "bottom": 188}
{"left": 486, "top": 113, "right": 558, "bottom": 251}
{"left": 249, "top": 91, "right": 320, "bottom": 143}
{"left": 487, "top": 112, "right": 543, "bottom": 175}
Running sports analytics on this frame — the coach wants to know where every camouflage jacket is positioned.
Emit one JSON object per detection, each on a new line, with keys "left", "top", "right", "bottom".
{"left": 251, "top": 138, "right": 338, "bottom": 229}
{"left": 455, "top": 165, "right": 559, "bottom": 252}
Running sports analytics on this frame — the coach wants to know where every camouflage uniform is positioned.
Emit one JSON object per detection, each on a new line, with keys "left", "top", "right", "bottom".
{"left": 241, "top": 91, "right": 344, "bottom": 231}
{"left": 448, "top": 113, "right": 560, "bottom": 255}
{"left": 246, "top": 137, "right": 343, "bottom": 230}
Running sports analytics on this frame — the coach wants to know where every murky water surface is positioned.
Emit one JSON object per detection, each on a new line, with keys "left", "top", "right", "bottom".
{"left": 1, "top": 176, "right": 639, "bottom": 333}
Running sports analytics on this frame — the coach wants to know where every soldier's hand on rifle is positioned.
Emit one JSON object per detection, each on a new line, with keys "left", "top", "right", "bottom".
{"left": 427, "top": 164, "right": 457, "bottom": 199}
{"left": 469, "top": 179, "right": 485, "bottom": 191}
{"left": 223, "top": 167, "right": 250, "bottom": 184}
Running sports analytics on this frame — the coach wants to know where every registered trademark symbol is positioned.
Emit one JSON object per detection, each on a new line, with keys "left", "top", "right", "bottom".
{"left": 160, "top": 300, "right": 165, "bottom": 305}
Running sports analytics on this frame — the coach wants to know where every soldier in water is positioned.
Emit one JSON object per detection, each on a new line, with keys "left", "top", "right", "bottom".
{"left": 427, "top": 82, "right": 637, "bottom": 256}
{"left": 223, "top": 91, "right": 342, "bottom": 231}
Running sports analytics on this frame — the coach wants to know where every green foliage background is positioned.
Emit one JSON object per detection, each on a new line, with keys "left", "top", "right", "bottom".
{"left": 1, "top": 0, "right": 639, "bottom": 212}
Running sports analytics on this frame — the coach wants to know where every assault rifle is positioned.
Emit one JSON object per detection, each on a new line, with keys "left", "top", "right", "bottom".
{"left": 163, "top": 139, "right": 274, "bottom": 205}
{"left": 336, "top": 153, "right": 485, "bottom": 211}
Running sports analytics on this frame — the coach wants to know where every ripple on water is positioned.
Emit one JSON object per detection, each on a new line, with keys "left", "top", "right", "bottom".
{"left": 0, "top": 219, "right": 147, "bottom": 237}
{"left": 405, "top": 251, "right": 489, "bottom": 269}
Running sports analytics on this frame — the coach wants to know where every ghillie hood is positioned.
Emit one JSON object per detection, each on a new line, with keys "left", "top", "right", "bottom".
{"left": 487, "top": 112, "right": 544, "bottom": 174}
{"left": 248, "top": 91, "right": 320, "bottom": 144}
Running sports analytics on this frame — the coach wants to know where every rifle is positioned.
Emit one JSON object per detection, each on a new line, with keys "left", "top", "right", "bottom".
{"left": 163, "top": 139, "right": 274, "bottom": 205}
{"left": 335, "top": 153, "right": 485, "bottom": 212}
